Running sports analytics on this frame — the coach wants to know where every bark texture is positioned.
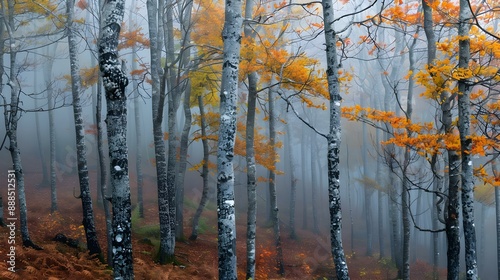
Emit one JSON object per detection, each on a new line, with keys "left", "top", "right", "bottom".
{"left": 67, "top": 0, "right": 102, "bottom": 258}
{"left": 98, "top": 0, "right": 133, "bottom": 278}
{"left": 147, "top": 0, "right": 174, "bottom": 264}
{"left": 243, "top": 2, "right": 258, "bottom": 277}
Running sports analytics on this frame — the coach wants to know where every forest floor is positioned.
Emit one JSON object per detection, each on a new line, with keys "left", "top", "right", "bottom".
{"left": 0, "top": 170, "right": 446, "bottom": 279}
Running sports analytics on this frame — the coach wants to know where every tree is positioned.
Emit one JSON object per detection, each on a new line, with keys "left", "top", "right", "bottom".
{"left": 66, "top": 0, "right": 102, "bottom": 258}
{"left": 242, "top": 1, "right": 259, "bottom": 277}
{"left": 43, "top": 45, "right": 58, "bottom": 213}
{"left": 1, "top": 0, "right": 48, "bottom": 250}
{"left": 189, "top": 94, "right": 211, "bottom": 241}
{"left": 174, "top": 0, "right": 195, "bottom": 240}
{"left": 285, "top": 113, "right": 298, "bottom": 240}
{"left": 98, "top": 0, "right": 133, "bottom": 278}
{"left": 216, "top": 0, "right": 243, "bottom": 277}
{"left": 457, "top": 0, "right": 478, "bottom": 278}
{"left": 129, "top": 0, "right": 145, "bottom": 219}
{"left": 493, "top": 161, "right": 500, "bottom": 280}
{"left": 321, "top": 0, "right": 349, "bottom": 277}
{"left": 146, "top": 0, "right": 174, "bottom": 264}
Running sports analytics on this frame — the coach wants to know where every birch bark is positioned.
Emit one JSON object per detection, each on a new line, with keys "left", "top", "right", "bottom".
{"left": 99, "top": 0, "right": 133, "bottom": 277}
{"left": 217, "top": 0, "right": 243, "bottom": 277}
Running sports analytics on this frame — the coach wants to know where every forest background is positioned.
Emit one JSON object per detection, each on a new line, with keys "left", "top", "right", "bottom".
{"left": 0, "top": 0, "right": 499, "bottom": 279}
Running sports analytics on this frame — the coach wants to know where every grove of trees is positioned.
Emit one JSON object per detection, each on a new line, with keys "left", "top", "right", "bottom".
{"left": 0, "top": 0, "right": 499, "bottom": 279}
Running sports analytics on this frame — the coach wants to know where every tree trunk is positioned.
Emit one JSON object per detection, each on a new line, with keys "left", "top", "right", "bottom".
{"left": 422, "top": 2, "right": 441, "bottom": 278}
{"left": 133, "top": 52, "right": 144, "bottom": 219}
{"left": 0, "top": 12, "right": 4, "bottom": 228}
{"left": 446, "top": 140, "right": 461, "bottom": 280}
{"left": 311, "top": 133, "right": 320, "bottom": 234}
{"left": 375, "top": 128, "right": 384, "bottom": 259}
{"left": 129, "top": 0, "right": 144, "bottom": 219}
{"left": 301, "top": 128, "right": 308, "bottom": 230}
{"left": 175, "top": 0, "right": 194, "bottom": 240}
{"left": 97, "top": 75, "right": 113, "bottom": 266}
{"left": 3, "top": 0, "right": 41, "bottom": 250}
{"left": 89, "top": 33, "right": 103, "bottom": 207}
{"left": 176, "top": 83, "right": 192, "bottom": 239}
{"left": 457, "top": 1, "right": 477, "bottom": 278}
{"left": 285, "top": 115, "right": 298, "bottom": 240}
{"left": 268, "top": 86, "right": 285, "bottom": 276}
{"left": 189, "top": 96, "right": 210, "bottom": 240}
{"left": 360, "top": 94, "right": 373, "bottom": 257}
{"left": 400, "top": 34, "right": 418, "bottom": 280}
{"left": 67, "top": 0, "right": 102, "bottom": 258}
{"left": 378, "top": 28, "right": 403, "bottom": 274}
{"left": 494, "top": 161, "right": 500, "bottom": 280}
{"left": 431, "top": 155, "right": 443, "bottom": 280}
{"left": 44, "top": 47, "right": 58, "bottom": 213}
{"left": 245, "top": 70, "right": 258, "bottom": 278}
{"left": 411, "top": 189, "right": 422, "bottom": 263}
{"left": 322, "top": 0, "right": 349, "bottom": 277}
{"left": 217, "top": 0, "right": 243, "bottom": 276}
{"left": 99, "top": 0, "right": 133, "bottom": 277}
{"left": 381, "top": 65, "right": 401, "bottom": 273}
{"left": 147, "top": 0, "right": 174, "bottom": 264}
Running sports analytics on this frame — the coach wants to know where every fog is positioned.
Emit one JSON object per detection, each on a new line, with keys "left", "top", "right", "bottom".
{"left": 1, "top": 0, "right": 499, "bottom": 278}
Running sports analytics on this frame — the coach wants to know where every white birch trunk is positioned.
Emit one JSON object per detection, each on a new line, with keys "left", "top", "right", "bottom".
{"left": 217, "top": 0, "right": 243, "bottom": 277}
{"left": 99, "top": 0, "right": 133, "bottom": 277}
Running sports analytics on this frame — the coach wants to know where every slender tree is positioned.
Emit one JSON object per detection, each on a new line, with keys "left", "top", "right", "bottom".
{"left": 43, "top": 46, "right": 58, "bottom": 213}
{"left": 243, "top": 1, "right": 258, "bottom": 277}
{"left": 285, "top": 114, "right": 298, "bottom": 239}
{"left": 34, "top": 78, "right": 49, "bottom": 188}
{"left": 189, "top": 95, "right": 211, "bottom": 241}
{"left": 421, "top": 1, "right": 442, "bottom": 277}
{"left": 321, "top": 0, "right": 349, "bottom": 277}
{"left": 457, "top": 0, "right": 478, "bottom": 278}
{"left": 493, "top": 161, "right": 500, "bottom": 280}
{"left": 310, "top": 131, "right": 320, "bottom": 234}
{"left": 268, "top": 84, "right": 285, "bottom": 275}
{"left": 216, "top": 0, "right": 243, "bottom": 277}
{"left": 147, "top": 0, "right": 174, "bottom": 263}
{"left": 98, "top": 0, "right": 133, "bottom": 277}
{"left": 164, "top": 0, "right": 180, "bottom": 247}
{"left": 2, "top": 0, "right": 41, "bottom": 250}
{"left": 175, "top": 0, "right": 195, "bottom": 240}
{"left": 67, "top": 0, "right": 102, "bottom": 258}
